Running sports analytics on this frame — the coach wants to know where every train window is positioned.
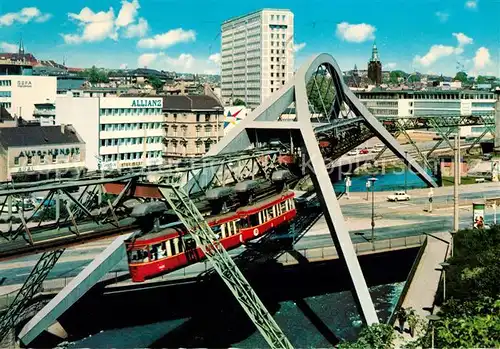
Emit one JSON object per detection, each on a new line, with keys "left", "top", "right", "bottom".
{"left": 239, "top": 218, "right": 248, "bottom": 228}
{"left": 276, "top": 204, "right": 282, "bottom": 216}
{"left": 166, "top": 240, "right": 173, "bottom": 257}
{"left": 177, "top": 238, "right": 184, "bottom": 253}
{"left": 285, "top": 200, "right": 289, "bottom": 211}
{"left": 280, "top": 202, "right": 286, "bottom": 212}
{"left": 221, "top": 224, "right": 226, "bottom": 238}
{"left": 212, "top": 224, "right": 221, "bottom": 238}
{"left": 171, "top": 238, "right": 179, "bottom": 255}
{"left": 258, "top": 212, "right": 263, "bottom": 225}
{"left": 267, "top": 207, "right": 274, "bottom": 219}
{"left": 226, "top": 222, "right": 232, "bottom": 236}
{"left": 232, "top": 221, "right": 237, "bottom": 233}
{"left": 249, "top": 214, "right": 259, "bottom": 226}
{"left": 289, "top": 199, "right": 295, "bottom": 209}
{"left": 183, "top": 235, "right": 196, "bottom": 249}
{"left": 129, "top": 248, "right": 148, "bottom": 263}
{"left": 272, "top": 205, "right": 277, "bottom": 217}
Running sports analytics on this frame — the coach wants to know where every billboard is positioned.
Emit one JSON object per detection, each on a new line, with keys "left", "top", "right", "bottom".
{"left": 473, "top": 203, "right": 485, "bottom": 229}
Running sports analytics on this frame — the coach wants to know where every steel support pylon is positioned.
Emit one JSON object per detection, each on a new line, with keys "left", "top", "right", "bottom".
{"left": 0, "top": 249, "right": 64, "bottom": 341}
{"left": 159, "top": 186, "right": 293, "bottom": 349}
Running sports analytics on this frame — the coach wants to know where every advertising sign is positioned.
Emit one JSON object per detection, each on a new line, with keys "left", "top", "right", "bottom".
{"left": 473, "top": 203, "right": 485, "bottom": 229}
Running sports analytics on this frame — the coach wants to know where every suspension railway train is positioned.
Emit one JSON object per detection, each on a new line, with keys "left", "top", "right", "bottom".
{"left": 125, "top": 191, "right": 297, "bottom": 282}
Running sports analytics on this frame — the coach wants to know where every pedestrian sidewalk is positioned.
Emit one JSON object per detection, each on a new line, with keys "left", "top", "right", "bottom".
{"left": 393, "top": 232, "right": 451, "bottom": 347}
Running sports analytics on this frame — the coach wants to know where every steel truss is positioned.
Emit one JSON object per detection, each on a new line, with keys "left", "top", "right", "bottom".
{"left": 373, "top": 114, "right": 496, "bottom": 162}
{"left": 206, "top": 53, "right": 436, "bottom": 327}
{"left": 0, "top": 249, "right": 64, "bottom": 341}
{"left": 160, "top": 186, "right": 293, "bottom": 349}
{"left": 0, "top": 149, "right": 284, "bottom": 247}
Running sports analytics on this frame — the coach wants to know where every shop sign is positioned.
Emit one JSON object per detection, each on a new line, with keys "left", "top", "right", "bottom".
{"left": 473, "top": 203, "right": 485, "bottom": 229}
{"left": 131, "top": 99, "right": 162, "bottom": 107}
{"left": 17, "top": 80, "right": 32, "bottom": 88}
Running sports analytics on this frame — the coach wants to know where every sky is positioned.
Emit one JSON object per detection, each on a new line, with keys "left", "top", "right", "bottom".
{"left": 0, "top": 0, "right": 499, "bottom": 77}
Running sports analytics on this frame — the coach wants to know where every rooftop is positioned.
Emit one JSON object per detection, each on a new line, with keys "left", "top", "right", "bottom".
{"left": 222, "top": 8, "right": 292, "bottom": 25}
{"left": 0, "top": 107, "right": 14, "bottom": 123}
{"left": 0, "top": 125, "right": 82, "bottom": 148}
{"left": 161, "top": 95, "right": 223, "bottom": 111}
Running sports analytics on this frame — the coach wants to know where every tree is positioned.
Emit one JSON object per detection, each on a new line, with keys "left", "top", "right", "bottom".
{"left": 306, "top": 76, "right": 335, "bottom": 114}
{"left": 454, "top": 71, "right": 468, "bottom": 83}
{"left": 389, "top": 70, "right": 406, "bottom": 84}
{"left": 337, "top": 323, "right": 396, "bottom": 349}
{"left": 84, "top": 66, "right": 109, "bottom": 84}
{"left": 149, "top": 76, "right": 165, "bottom": 91}
{"left": 477, "top": 75, "right": 488, "bottom": 84}
{"left": 233, "top": 98, "right": 246, "bottom": 106}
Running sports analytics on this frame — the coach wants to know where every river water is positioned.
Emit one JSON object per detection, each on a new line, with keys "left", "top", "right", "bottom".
{"left": 66, "top": 282, "right": 404, "bottom": 348}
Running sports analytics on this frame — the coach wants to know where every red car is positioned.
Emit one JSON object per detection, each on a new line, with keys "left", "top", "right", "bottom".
{"left": 359, "top": 148, "right": 369, "bottom": 154}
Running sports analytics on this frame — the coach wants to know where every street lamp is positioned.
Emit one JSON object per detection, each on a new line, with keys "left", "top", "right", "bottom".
{"left": 439, "top": 262, "right": 450, "bottom": 302}
{"left": 404, "top": 151, "right": 408, "bottom": 193}
{"left": 426, "top": 314, "right": 441, "bottom": 349}
{"left": 368, "top": 177, "right": 378, "bottom": 244}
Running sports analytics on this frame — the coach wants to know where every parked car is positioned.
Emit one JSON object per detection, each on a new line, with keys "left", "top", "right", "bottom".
{"left": 348, "top": 150, "right": 357, "bottom": 156}
{"left": 387, "top": 191, "right": 411, "bottom": 202}
{"left": 359, "top": 148, "right": 369, "bottom": 155}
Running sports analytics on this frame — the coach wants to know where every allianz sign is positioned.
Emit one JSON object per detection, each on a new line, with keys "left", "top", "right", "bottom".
{"left": 131, "top": 99, "right": 162, "bottom": 107}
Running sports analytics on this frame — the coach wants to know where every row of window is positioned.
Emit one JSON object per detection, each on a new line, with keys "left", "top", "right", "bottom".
{"left": 128, "top": 197, "right": 295, "bottom": 263}
{"left": 100, "top": 122, "right": 163, "bottom": 132}
{"left": 101, "top": 151, "right": 162, "bottom": 162}
{"left": 0, "top": 91, "right": 11, "bottom": 97}
{"left": 0, "top": 102, "right": 11, "bottom": 109}
{"left": 100, "top": 108, "right": 162, "bottom": 116}
{"left": 100, "top": 136, "right": 162, "bottom": 147}
{"left": 14, "top": 153, "right": 81, "bottom": 166}
{"left": 0, "top": 80, "right": 12, "bottom": 87}
{"left": 359, "top": 93, "right": 495, "bottom": 100}
{"left": 270, "top": 14, "right": 287, "bottom": 21}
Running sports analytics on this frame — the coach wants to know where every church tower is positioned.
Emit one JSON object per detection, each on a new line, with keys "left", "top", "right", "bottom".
{"left": 367, "top": 42, "right": 382, "bottom": 85}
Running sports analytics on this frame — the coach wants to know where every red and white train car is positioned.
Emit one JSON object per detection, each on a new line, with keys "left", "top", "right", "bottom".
{"left": 126, "top": 191, "right": 296, "bottom": 282}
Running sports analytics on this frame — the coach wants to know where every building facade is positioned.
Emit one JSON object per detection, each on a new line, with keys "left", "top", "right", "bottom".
{"left": 0, "top": 124, "right": 85, "bottom": 181}
{"left": 56, "top": 96, "right": 164, "bottom": 171}
{"left": 355, "top": 90, "right": 496, "bottom": 136}
{"left": 33, "top": 102, "right": 56, "bottom": 126}
{"left": 163, "top": 95, "right": 224, "bottom": 163}
{"left": 0, "top": 76, "right": 57, "bottom": 120}
{"left": 221, "top": 9, "right": 294, "bottom": 108}
{"left": 367, "top": 43, "right": 382, "bottom": 85}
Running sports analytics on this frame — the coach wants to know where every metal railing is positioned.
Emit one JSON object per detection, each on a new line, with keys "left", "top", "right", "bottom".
{"left": 278, "top": 234, "right": 426, "bottom": 265}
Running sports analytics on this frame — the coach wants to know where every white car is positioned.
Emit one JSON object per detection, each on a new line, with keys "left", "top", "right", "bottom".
{"left": 387, "top": 191, "right": 411, "bottom": 202}
{"left": 347, "top": 150, "right": 357, "bottom": 156}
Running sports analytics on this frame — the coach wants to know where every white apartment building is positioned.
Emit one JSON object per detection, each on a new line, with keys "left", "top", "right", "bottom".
{"left": 0, "top": 76, "right": 57, "bottom": 120}
{"left": 221, "top": 9, "right": 294, "bottom": 108}
{"left": 355, "top": 90, "right": 497, "bottom": 136}
{"left": 56, "top": 96, "right": 164, "bottom": 171}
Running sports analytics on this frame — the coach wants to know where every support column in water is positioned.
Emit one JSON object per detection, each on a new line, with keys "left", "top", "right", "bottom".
{"left": 494, "top": 91, "right": 500, "bottom": 154}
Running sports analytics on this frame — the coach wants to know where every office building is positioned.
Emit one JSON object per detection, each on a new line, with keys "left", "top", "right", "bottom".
{"left": 355, "top": 90, "right": 496, "bottom": 136}
{"left": 221, "top": 9, "right": 294, "bottom": 108}
{"left": 56, "top": 96, "right": 164, "bottom": 171}
{"left": 163, "top": 95, "right": 224, "bottom": 163}
{"left": 0, "top": 75, "right": 57, "bottom": 119}
{"left": 0, "top": 124, "right": 85, "bottom": 181}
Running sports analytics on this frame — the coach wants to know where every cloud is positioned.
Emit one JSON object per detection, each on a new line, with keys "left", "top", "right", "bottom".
{"left": 138, "top": 52, "right": 163, "bottom": 67}
{"left": 124, "top": 17, "right": 148, "bottom": 38}
{"left": 336, "top": 22, "right": 376, "bottom": 43}
{"left": 63, "top": 1, "right": 150, "bottom": 44}
{"left": 137, "top": 28, "right": 196, "bottom": 49}
{"left": 453, "top": 32, "right": 473, "bottom": 54}
{"left": 465, "top": 0, "right": 478, "bottom": 9}
{"left": 473, "top": 47, "right": 491, "bottom": 70}
{"left": 208, "top": 53, "right": 221, "bottom": 65}
{"left": 116, "top": 0, "right": 140, "bottom": 27}
{"left": 0, "top": 42, "right": 18, "bottom": 53}
{"left": 63, "top": 7, "right": 117, "bottom": 44}
{"left": 0, "top": 7, "right": 51, "bottom": 26}
{"left": 293, "top": 42, "right": 306, "bottom": 52}
{"left": 435, "top": 11, "right": 449, "bottom": 23}
{"left": 137, "top": 52, "right": 220, "bottom": 74}
{"left": 384, "top": 62, "right": 397, "bottom": 70}
{"left": 119, "top": 63, "right": 128, "bottom": 69}
{"left": 414, "top": 45, "right": 456, "bottom": 66}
